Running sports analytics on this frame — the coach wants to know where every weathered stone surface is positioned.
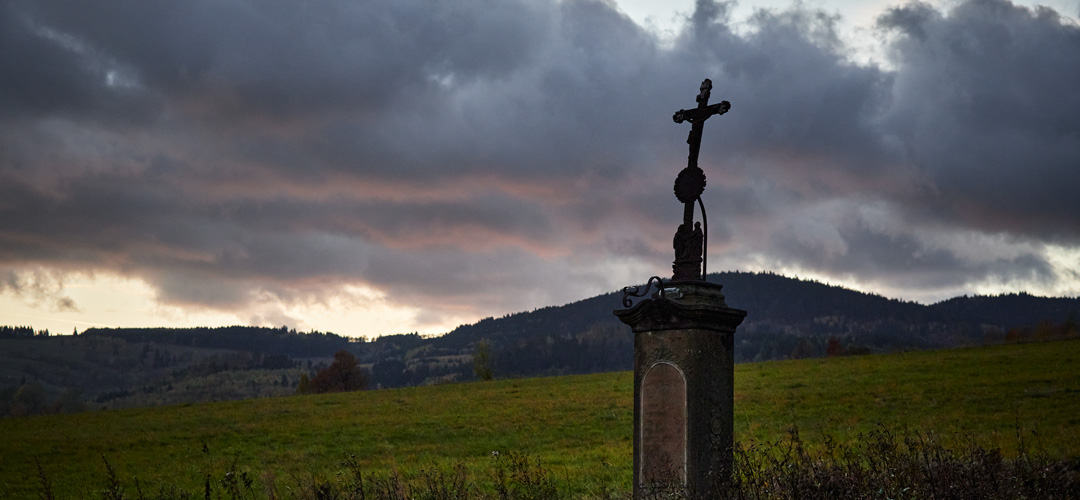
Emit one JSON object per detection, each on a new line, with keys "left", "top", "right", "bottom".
{"left": 616, "top": 280, "right": 746, "bottom": 499}
{"left": 615, "top": 280, "right": 744, "bottom": 334}
{"left": 641, "top": 362, "right": 687, "bottom": 484}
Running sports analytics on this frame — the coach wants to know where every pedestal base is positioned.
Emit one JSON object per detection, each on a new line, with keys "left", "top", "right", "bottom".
{"left": 615, "top": 280, "right": 746, "bottom": 499}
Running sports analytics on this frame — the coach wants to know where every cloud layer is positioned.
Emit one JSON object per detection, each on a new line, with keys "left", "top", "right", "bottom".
{"left": 1, "top": 0, "right": 1078, "bottom": 333}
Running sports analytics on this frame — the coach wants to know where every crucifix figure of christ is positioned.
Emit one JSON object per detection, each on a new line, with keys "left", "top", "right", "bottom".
{"left": 671, "top": 78, "right": 730, "bottom": 281}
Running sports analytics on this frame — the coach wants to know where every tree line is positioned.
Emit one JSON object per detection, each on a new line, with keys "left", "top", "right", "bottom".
{"left": 0, "top": 325, "right": 52, "bottom": 338}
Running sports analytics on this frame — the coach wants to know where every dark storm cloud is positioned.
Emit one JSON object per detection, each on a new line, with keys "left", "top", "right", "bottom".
{"left": 3, "top": 0, "right": 550, "bottom": 121}
{"left": 765, "top": 200, "right": 1055, "bottom": 290}
{"left": 693, "top": 3, "right": 899, "bottom": 176}
{"left": 0, "top": 0, "right": 1077, "bottom": 331}
{"left": 878, "top": 0, "right": 1080, "bottom": 240}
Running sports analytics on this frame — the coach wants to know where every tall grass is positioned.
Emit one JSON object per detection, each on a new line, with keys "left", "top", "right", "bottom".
{"left": 35, "top": 426, "right": 1079, "bottom": 500}
{"left": 719, "top": 425, "right": 1079, "bottom": 500}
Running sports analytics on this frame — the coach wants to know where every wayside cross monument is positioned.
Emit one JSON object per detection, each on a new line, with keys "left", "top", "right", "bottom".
{"left": 614, "top": 79, "right": 747, "bottom": 499}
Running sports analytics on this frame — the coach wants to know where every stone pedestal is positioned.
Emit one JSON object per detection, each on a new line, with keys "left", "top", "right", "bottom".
{"left": 614, "top": 280, "right": 746, "bottom": 499}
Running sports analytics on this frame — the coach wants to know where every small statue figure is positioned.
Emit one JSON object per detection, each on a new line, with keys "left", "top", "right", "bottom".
{"left": 672, "top": 221, "right": 704, "bottom": 280}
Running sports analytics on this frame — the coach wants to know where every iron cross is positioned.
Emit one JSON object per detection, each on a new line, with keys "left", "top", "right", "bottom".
{"left": 673, "top": 78, "right": 730, "bottom": 172}
{"left": 670, "top": 79, "right": 729, "bottom": 281}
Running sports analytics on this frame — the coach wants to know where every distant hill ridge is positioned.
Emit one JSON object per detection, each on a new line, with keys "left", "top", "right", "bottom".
{"left": 430, "top": 271, "right": 1078, "bottom": 346}
{"left": 71, "top": 271, "right": 1080, "bottom": 379}
{"left": 3, "top": 271, "right": 1077, "bottom": 410}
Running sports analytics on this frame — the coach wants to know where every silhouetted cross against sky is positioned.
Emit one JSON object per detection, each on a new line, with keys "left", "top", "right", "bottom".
{"left": 670, "top": 79, "right": 730, "bottom": 281}
{"left": 673, "top": 79, "right": 730, "bottom": 174}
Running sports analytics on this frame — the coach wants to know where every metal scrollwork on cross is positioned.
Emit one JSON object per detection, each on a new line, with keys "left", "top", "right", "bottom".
{"left": 671, "top": 79, "right": 729, "bottom": 281}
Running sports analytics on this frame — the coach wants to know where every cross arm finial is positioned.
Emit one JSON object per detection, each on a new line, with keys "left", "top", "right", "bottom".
{"left": 673, "top": 79, "right": 729, "bottom": 124}
{"left": 697, "top": 79, "right": 712, "bottom": 106}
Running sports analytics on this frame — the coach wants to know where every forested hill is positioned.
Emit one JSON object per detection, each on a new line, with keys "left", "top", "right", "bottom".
{"left": 716, "top": 272, "right": 1079, "bottom": 327}
{"left": 421, "top": 271, "right": 926, "bottom": 351}
{"left": 2, "top": 272, "right": 1077, "bottom": 413}
{"left": 72, "top": 326, "right": 355, "bottom": 357}
{"left": 428, "top": 271, "right": 1077, "bottom": 350}
{"left": 367, "top": 271, "right": 1079, "bottom": 384}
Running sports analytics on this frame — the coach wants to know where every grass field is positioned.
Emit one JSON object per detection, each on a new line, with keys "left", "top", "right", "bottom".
{"left": 2, "top": 339, "right": 1079, "bottom": 499}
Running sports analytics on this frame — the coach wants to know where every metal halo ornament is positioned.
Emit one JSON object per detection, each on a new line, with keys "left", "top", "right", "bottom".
{"left": 673, "top": 166, "right": 706, "bottom": 204}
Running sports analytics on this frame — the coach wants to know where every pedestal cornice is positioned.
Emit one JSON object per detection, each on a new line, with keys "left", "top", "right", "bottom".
{"left": 614, "top": 281, "right": 746, "bottom": 333}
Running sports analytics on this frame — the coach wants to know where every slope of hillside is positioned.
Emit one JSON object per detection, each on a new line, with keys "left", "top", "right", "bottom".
{"left": 3, "top": 339, "right": 1078, "bottom": 499}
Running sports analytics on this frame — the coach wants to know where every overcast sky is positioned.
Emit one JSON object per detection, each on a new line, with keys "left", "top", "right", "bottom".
{"left": 2, "top": 0, "right": 1078, "bottom": 337}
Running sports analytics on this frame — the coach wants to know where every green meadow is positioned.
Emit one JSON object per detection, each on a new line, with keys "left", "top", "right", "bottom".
{"left": 2, "top": 339, "right": 1079, "bottom": 499}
